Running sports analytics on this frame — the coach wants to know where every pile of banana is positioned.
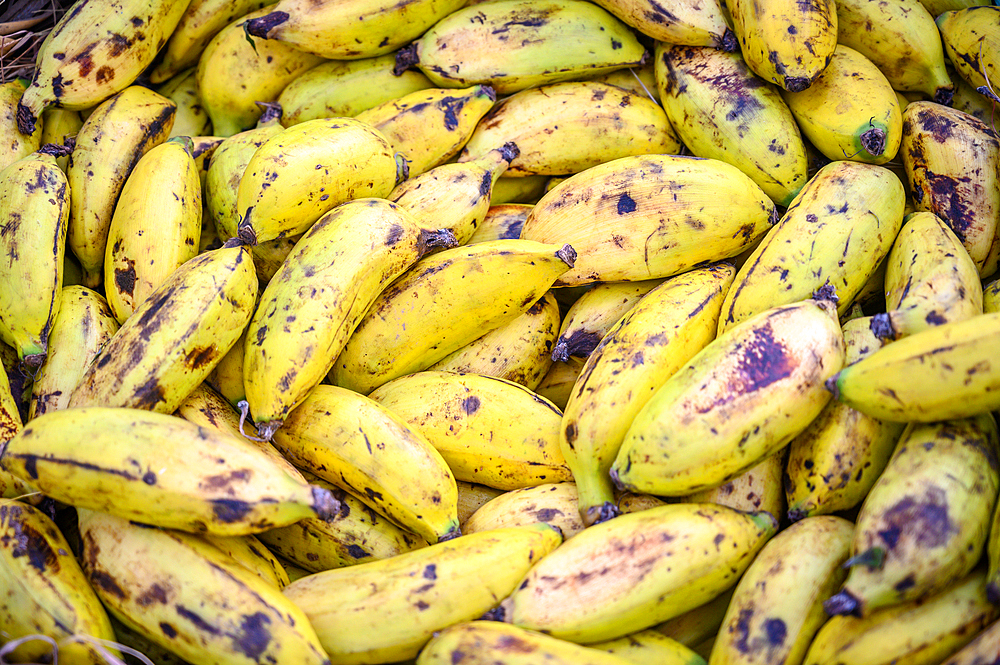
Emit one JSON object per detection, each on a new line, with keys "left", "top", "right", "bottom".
{"left": 1, "top": 0, "right": 1000, "bottom": 662}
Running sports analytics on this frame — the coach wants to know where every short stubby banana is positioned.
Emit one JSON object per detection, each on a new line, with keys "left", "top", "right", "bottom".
{"left": 591, "top": 0, "right": 735, "bottom": 50}
{"left": 937, "top": 7, "right": 1000, "bottom": 96}
{"left": 553, "top": 278, "right": 662, "bottom": 362}
{"left": 463, "top": 482, "right": 586, "bottom": 538}
{"left": 520, "top": 154, "right": 776, "bottom": 286}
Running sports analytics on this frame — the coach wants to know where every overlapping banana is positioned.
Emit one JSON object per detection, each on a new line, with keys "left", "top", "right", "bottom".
{"left": 684, "top": 450, "right": 786, "bottom": 518}
{"left": 552, "top": 279, "right": 662, "bottom": 362}
{"left": 464, "top": 482, "right": 586, "bottom": 538}
{"left": 937, "top": 7, "right": 999, "bottom": 96}
{"left": 591, "top": 0, "right": 735, "bottom": 50}
{"left": 154, "top": 68, "right": 213, "bottom": 138}
{"left": 0, "top": 80, "right": 40, "bottom": 170}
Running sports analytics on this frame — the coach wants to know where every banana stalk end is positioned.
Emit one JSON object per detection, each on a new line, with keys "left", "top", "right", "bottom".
{"left": 823, "top": 589, "right": 862, "bottom": 617}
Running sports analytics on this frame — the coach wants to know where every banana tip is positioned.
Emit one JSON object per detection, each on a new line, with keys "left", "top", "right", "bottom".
{"left": 824, "top": 374, "right": 841, "bottom": 400}
{"left": 255, "top": 420, "right": 282, "bottom": 442}
{"left": 869, "top": 313, "right": 894, "bottom": 340}
{"left": 823, "top": 590, "right": 862, "bottom": 617}
{"left": 499, "top": 141, "right": 520, "bottom": 163}
{"left": 720, "top": 28, "right": 738, "bottom": 53}
{"left": 255, "top": 101, "right": 284, "bottom": 124}
{"left": 786, "top": 507, "right": 807, "bottom": 523}
{"left": 393, "top": 43, "right": 420, "bottom": 76}
{"left": 933, "top": 86, "right": 955, "bottom": 107}
{"left": 555, "top": 244, "right": 577, "bottom": 268}
{"left": 860, "top": 126, "right": 886, "bottom": 157}
{"left": 245, "top": 10, "right": 289, "bottom": 39}
{"left": 784, "top": 76, "right": 812, "bottom": 93}
{"left": 312, "top": 486, "right": 343, "bottom": 521}
{"left": 15, "top": 101, "right": 35, "bottom": 136}
{"left": 584, "top": 502, "right": 620, "bottom": 527}
{"left": 438, "top": 524, "right": 462, "bottom": 542}
{"left": 551, "top": 339, "right": 569, "bottom": 363}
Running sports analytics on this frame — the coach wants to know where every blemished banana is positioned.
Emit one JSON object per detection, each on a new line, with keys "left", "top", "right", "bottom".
{"left": 710, "top": 516, "right": 854, "bottom": 665}
{"left": 369, "top": 370, "right": 572, "bottom": 490}
{"left": 154, "top": 68, "right": 213, "bottom": 138}
{"left": 803, "top": 567, "right": 999, "bottom": 665}
{"left": 283, "top": 523, "right": 563, "bottom": 665}
{"left": 235, "top": 117, "right": 401, "bottom": 245}
{"left": 15, "top": 0, "right": 189, "bottom": 134}
{"left": 394, "top": 0, "right": 648, "bottom": 94}
{"left": 0, "top": 145, "right": 70, "bottom": 369}
{"left": 208, "top": 326, "right": 248, "bottom": 407}
{"left": 901, "top": 101, "right": 1000, "bottom": 277}
{"left": 552, "top": 279, "right": 662, "bottom": 362}
{"left": 389, "top": 142, "right": 519, "bottom": 244}
{"left": 468, "top": 203, "right": 533, "bottom": 243}
{"left": 1, "top": 371, "right": 31, "bottom": 501}
{"left": 938, "top": 7, "right": 1000, "bottom": 96}
{"left": 589, "top": 61, "right": 661, "bottom": 103}
{"left": 331, "top": 240, "right": 576, "bottom": 395}
{"left": 271, "top": 383, "right": 460, "bottom": 543}
{"left": 950, "top": 65, "right": 997, "bottom": 125}
{"left": 616, "top": 491, "right": 668, "bottom": 515}
{"left": 244, "top": 199, "right": 457, "bottom": 436}
{"left": 726, "top": 0, "right": 837, "bottom": 91}
{"left": 591, "top": 0, "right": 734, "bottom": 50}
{"left": 683, "top": 450, "right": 785, "bottom": 519}
{"left": 655, "top": 44, "right": 808, "bottom": 207}
{"left": 39, "top": 106, "right": 82, "bottom": 172}
{"left": 536, "top": 357, "right": 586, "bottom": 411}
{"left": 418, "top": 622, "right": 636, "bottom": 665}
{"left": 941, "top": 618, "right": 1000, "bottom": 665}
{"left": 0, "top": 80, "right": 40, "bottom": 171}
{"left": 828, "top": 311, "right": 1000, "bottom": 422}
{"left": 824, "top": 414, "right": 1000, "bottom": 617}
{"left": 781, "top": 45, "right": 902, "bottom": 164}
{"left": 77, "top": 509, "right": 331, "bottom": 665}
{"left": 67, "top": 86, "right": 176, "bottom": 289}
{"left": 873, "top": 211, "right": 983, "bottom": 339}
{"left": 592, "top": 629, "right": 707, "bottom": 665}
{"left": 0, "top": 499, "right": 116, "bottom": 665}
{"left": 196, "top": 7, "right": 326, "bottom": 137}
{"left": 785, "top": 316, "right": 906, "bottom": 520}
{"left": 560, "top": 264, "right": 735, "bottom": 525}
{"left": 654, "top": 587, "right": 736, "bottom": 649}
{"left": 103, "top": 137, "right": 202, "bottom": 323}
{"left": 68, "top": 244, "right": 256, "bottom": 414}
{"left": 464, "top": 482, "right": 586, "bottom": 538}
{"left": 614, "top": 296, "right": 844, "bottom": 496}
{"left": 202, "top": 533, "right": 291, "bottom": 589}
{"left": 502, "top": 502, "right": 777, "bottom": 643}
{"left": 355, "top": 85, "right": 496, "bottom": 178}
{"left": 458, "top": 81, "right": 680, "bottom": 178}
{"left": 457, "top": 481, "right": 505, "bottom": 526}
{"left": 986, "top": 276, "right": 1000, "bottom": 314}
{"left": 429, "top": 291, "right": 560, "bottom": 391}
{"left": 521, "top": 155, "right": 776, "bottom": 286}
{"left": 719, "top": 160, "right": 905, "bottom": 332}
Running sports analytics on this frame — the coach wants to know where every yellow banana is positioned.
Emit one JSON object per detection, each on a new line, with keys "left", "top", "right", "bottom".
{"left": 683, "top": 450, "right": 785, "bottom": 519}
{"left": 468, "top": 203, "right": 532, "bottom": 243}
{"left": 502, "top": 502, "right": 777, "bottom": 643}
{"left": 940, "top": 618, "right": 1000, "bottom": 665}
{"left": 491, "top": 174, "right": 549, "bottom": 204}
{"left": 369, "top": 370, "right": 572, "bottom": 490}
{"left": 824, "top": 414, "right": 999, "bottom": 617}
{"left": 537, "top": 356, "right": 586, "bottom": 410}
{"left": 560, "top": 264, "right": 734, "bottom": 525}
{"left": 589, "top": 61, "right": 661, "bottom": 103}
{"left": 901, "top": 101, "right": 1000, "bottom": 277}
{"left": 938, "top": 7, "right": 999, "bottom": 96}
{"left": 283, "top": 523, "right": 563, "bottom": 664}
{"left": 458, "top": 81, "right": 680, "bottom": 177}
{"left": 0, "top": 369, "right": 30, "bottom": 501}
{"left": 617, "top": 492, "right": 669, "bottom": 514}
{"left": 201, "top": 533, "right": 291, "bottom": 589}
{"left": 207, "top": 326, "right": 247, "bottom": 407}
{"left": 654, "top": 587, "right": 736, "bottom": 649}
{"left": 521, "top": 154, "right": 776, "bottom": 286}
{"left": 457, "top": 481, "right": 506, "bottom": 526}
{"left": 950, "top": 65, "right": 997, "bottom": 125}
{"left": 986, "top": 277, "right": 1000, "bottom": 314}
{"left": 77, "top": 508, "right": 331, "bottom": 665}
{"left": 464, "top": 482, "right": 586, "bottom": 539}
{"left": 552, "top": 279, "right": 662, "bottom": 362}
{"left": 394, "top": 0, "right": 648, "bottom": 94}
{"left": 921, "top": 0, "right": 993, "bottom": 15}
{"left": 710, "top": 516, "right": 854, "bottom": 665}
{"left": 243, "top": 198, "right": 457, "bottom": 436}
{"left": 590, "top": 0, "right": 735, "bottom": 50}
{"left": 0, "top": 80, "right": 40, "bottom": 170}
{"left": 15, "top": 0, "right": 189, "bottom": 134}
{"left": 0, "top": 145, "right": 70, "bottom": 369}
{"left": 655, "top": 44, "right": 808, "bottom": 207}
{"left": 39, "top": 106, "right": 82, "bottom": 172}
{"left": 109, "top": 615, "right": 190, "bottom": 665}
{"left": 591, "top": 629, "right": 707, "bottom": 665}
{"left": 154, "top": 68, "right": 213, "bottom": 138}
{"left": 719, "top": 160, "right": 905, "bottom": 332}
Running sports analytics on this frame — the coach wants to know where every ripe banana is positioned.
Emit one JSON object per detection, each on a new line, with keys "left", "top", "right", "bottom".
{"left": 654, "top": 587, "right": 737, "bottom": 649}
{"left": 0, "top": 370, "right": 30, "bottom": 501}
{"left": 612, "top": 296, "right": 844, "bottom": 497}
{"left": 560, "top": 264, "right": 735, "bottom": 525}
{"left": 464, "top": 482, "right": 586, "bottom": 538}
{"left": 0, "top": 80, "right": 40, "bottom": 170}
{"left": 950, "top": 65, "right": 997, "bottom": 124}
{"left": 457, "top": 481, "right": 505, "bottom": 526}
{"left": 683, "top": 450, "right": 785, "bottom": 519}
{"left": 491, "top": 174, "right": 549, "bottom": 204}
{"left": 502, "top": 502, "right": 777, "bottom": 643}
{"left": 521, "top": 154, "right": 776, "bottom": 286}
{"left": 940, "top": 617, "right": 1000, "bottom": 665}
{"left": 458, "top": 81, "right": 680, "bottom": 178}
{"left": 589, "top": 61, "right": 661, "bottom": 102}
{"left": 154, "top": 68, "right": 213, "bottom": 138}
{"left": 394, "top": 0, "right": 647, "bottom": 94}
{"left": 467, "top": 203, "right": 532, "bottom": 244}
{"left": 986, "top": 277, "right": 1000, "bottom": 314}
{"left": 201, "top": 533, "right": 290, "bottom": 589}
{"left": 15, "top": 0, "right": 189, "bottom": 134}
{"left": 0, "top": 145, "right": 70, "bottom": 370}
{"left": 591, "top": 0, "right": 735, "bottom": 50}
{"left": 591, "top": 629, "right": 707, "bottom": 665}
{"left": 283, "top": 523, "right": 563, "bottom": 664}
{"left": 655, "top": 44, "right": 808, "bottom": 207}
{"left": 39, "top": 106, "right": 82, "bottom": 172}
{"left": 937, "top": 7, "right": 999, "bottom": 96}
{"left": 208, "top": 327, "right": 247, "bottom": 407}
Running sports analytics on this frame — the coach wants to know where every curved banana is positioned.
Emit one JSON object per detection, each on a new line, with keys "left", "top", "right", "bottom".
{"left": 937, "top": 7, "right": 999, "bottom": 96}
{"left": 683, "top": 450, "right": 785, "bottom": 519}
{"left": 0, "top": 80, "right": 40, "bottom": 170}
{"left": 457, "top": 480, "right": 505, "bottom": 526}
{"left": 468, "top": 203, "right": 533, "bottom": 244}
{"left": 591, "top": 0, "right": 734, "bottom": 50}
{"left": 283, "top": 523, "right": 563, "bottom": 665}
{"left": 552, "top": 279, "right": 662, "bottom": 362}
{"left": 202, "top": 533, "right": 291, "bottom": 589}
{"left": 464, "top": 482, "right": 586, "bottom": 538}
{"left": 154, "top": 68, "right": 213, "bottom": 138}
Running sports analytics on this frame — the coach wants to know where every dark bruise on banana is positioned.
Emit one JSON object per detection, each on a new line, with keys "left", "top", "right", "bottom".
{"left": 0, "top": 500, "right": 62, "bottom": 577}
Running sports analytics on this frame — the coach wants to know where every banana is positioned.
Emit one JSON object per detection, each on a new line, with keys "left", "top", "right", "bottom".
{"left": 824, "top": 414, "right": 999, "bottom": 617}
{"left": 283, "top": 523, "right": 563, "bottom": 664}
{"left": 458, "top": 81, "right": 680, "bottom": 178}
{"left": 15, "top": 0, "right": 189, "bottom": 134}
{"left": 201, "top": 533, "right": 291, "bottom": 589}
{"left": 389, "top": 142, "right": 519, "bottom": 244}
{"left": 683, "top": 450, "right": 785, "bottom": 519}
{"left": 591, "top": 629, "right": 707, "bottom": 665}
{"left": 78, "top": 508, "right": 331, "bottom": 665}
{"left": 589, "top": 61, "right": 661, "bottom": 103}
{"left": 191, "top": 135, "right": 224, "bottom": 191}
{"left": 109, "top": 615, "right": 190, "bottom": 665}
{"left": 654, "top": 587, "right": 736, "bottom": 649}
{"left": 922, "top": 0, "right": 993, "bottom": 14}
{"left": 521, "top": 155, "right": 776, "bottom": 286}
{"left": 271, "top": 383, "right": 460, "bottom": 543}
{"left": 0, "top": 499, "right": 116, "bottom": 664}
{"left": 429, "top": 291, "right": 560, "bottom": 390}
{"left": 950, "top": 65, "right": 997, "bottom": 124}
{"left": 502, "top": 502, "right": 777, "bottom": 643}
{"left": 986, "top": 277, "right": 1000, "bottom": 313}
{"left": 355, "top": 85, "right": 497, "bottom": 178}
{"left": 369, "top": 370, "right": 573, "bottom": 490}
{"left": 468, "top": 203, "right": 532, "bottom": 244}
{"left": 828, "top": 311, "right": 1000, "bottom": 421}
{"left": 590, "top": 0, "right": 735, "bottom": 50}
{"left": 0, "top": 80, "right": 40, "bottom": 170}
{"left": 67, "top": 86, "right": 176, "bottom": 289}
{"left": 938, "top": 7, "right": 999, "bottom": 96}
{"left": 103, "top": 137, "right": 202, "bottom": 323}
{"left": 0, "top": 145, "right": 70, "bottom": 370}
{"left": 726, "top": 0, "right": 837, "bottom": 91}
{"left": 560, "top": 264, "right": 735, "bottom": 525}
{"left": 655, "top": 44, "right": 809, "bottom": 207}
{"left": 244, "top": 199, "right": 457, "bottom": 436}
{"left": 394, "top": 0, "right": 648, "bottom": 94}
{"left": 39, "top": 106, "right": 82, "bottom": 172}
{"left": 901, "top": 101, "right": 1000, "bottom": 277}
{"left": 940, "top": 617, "right": 1000, "bottom": 665}
{"left": 235, "top": 117, "right": 401, "bottom": 245}
{"left": 552, "top": 279, "right": 662, "bottom": 362}
{"left": 719, "top": 160, "right": 905, "bottom": 332}
{"left": 617, "top": 492, "right": 669, "bottom": 514}
{"left": 537, "top": 357, "right": 586, "bottom": 410}
{"left": 803, "top": 567, "right": 999, "bottom": 665}
{"left": 785, "top": 316, "right": 906, "bottom": 520}
{"left": 613, "top": 295, "right": 844, "bottom": 497}
{"left": 0, "top": 369, "right": 30, "bottom": 501}
{"left": 873, "top": 211, "right": 983, "bottom": 339}
{"left": 710, "top": 516, "right": 854, "bottom": 665}
{"left": 464, "top": 482, "right": 586, "bottom": 538}
{"left": 208, "top": 326, "right": 248, "bottom": 407}
{"left": 0, "top": 343, "right": 29, "bottom": 429}
{"left": 457, "top": 481, "right": 506, "bottom": 526}
{"left": 154, "top": 68, "right": 213, "bottom": 138}
{"left": 491, "top": 174, "right": 550, "bottom": 205}
{"left": 195, "top": 7, "right": 326, "bottom": 137}
{"left": 1, "top": 407, "right": 342, "bottom": 534}
{"left": 68, "top": 244, "right": 256, "bottom": 414}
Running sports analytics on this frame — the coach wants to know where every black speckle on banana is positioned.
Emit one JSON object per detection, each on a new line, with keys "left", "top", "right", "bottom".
{"left": 154, "top": 68, "right": 214, "bottom": 138}
{"left": 394, "top": 0, "right": 648, "bottom": 95}
{"left": 464, "top": 482, "right": 585, "bottom": 538}
{"left": 39, "top": 107, "right": 83, "bottom": 173}
{"left": 684, "top": 450, "right": 786, "bottom": 519}
{"left": 468, "top": 203, "right": 532, "bottom": 244}
{"left": 201, "top": 532, "right": 291, "bottom": 589}
{"left": 949, "top": 66, "right": 998, "bottom": 125}
{"left": 0, "top": 80, "right": 40, "bottom": 171}
{"left": 656, "top": 43, "right": 808, "bottom": 207}
{"left": 937, "top": 7, "right": 999, "bottom": 99}
{"left": 553, "top": 279, "right": 662, "bottom": 362}
{"left": 591, "top": 0, "right": 736, "bottom": 50}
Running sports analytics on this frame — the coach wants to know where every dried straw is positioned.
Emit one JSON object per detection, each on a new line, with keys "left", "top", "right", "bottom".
{"left": 0, "top": 0, "right": 72, "bottom": 84}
